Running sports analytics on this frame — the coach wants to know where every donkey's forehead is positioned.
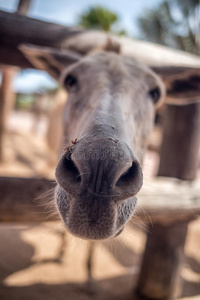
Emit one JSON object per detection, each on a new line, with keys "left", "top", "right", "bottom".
{"left": 68, "top": 51, "right": 153, "bottom": 77}
{"left": 61, "top": 50, "right": 164, "bottom": 97}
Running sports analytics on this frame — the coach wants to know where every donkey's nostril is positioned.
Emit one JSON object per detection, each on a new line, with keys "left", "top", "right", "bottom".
{"left": 62, "top": 155, "right": 81, "bottom": 183}
{"left": 55, "top": 152, "right": 82, "bottom": 196}
{"left": 115, "top": 160, "right": 143, "bottom": 194}
{"left": 116, "top": 161, "right": 138, "bottom": 186}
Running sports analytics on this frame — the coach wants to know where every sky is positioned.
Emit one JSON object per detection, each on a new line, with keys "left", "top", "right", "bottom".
{"left": 0, "top": 0, "right": 163, "bottom": 93}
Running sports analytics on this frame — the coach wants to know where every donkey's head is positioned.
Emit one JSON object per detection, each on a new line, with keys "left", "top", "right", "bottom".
{"left": 21, "top": 42, "right": 200, "bottom": 240}
{"left": 56, "top": 50, "right": 165, "bottom": 239}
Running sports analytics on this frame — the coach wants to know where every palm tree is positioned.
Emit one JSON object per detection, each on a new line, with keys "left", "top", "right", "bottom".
{"left": 138, "top": 0, "right": 200, "bottom": 55}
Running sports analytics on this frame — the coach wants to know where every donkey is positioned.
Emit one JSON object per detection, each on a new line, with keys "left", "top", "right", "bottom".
{"left": 20, "top": 40, "right": 200, "bottom": 241}
{"left": 55, "top": 55, "right": 166, "bottom": 240}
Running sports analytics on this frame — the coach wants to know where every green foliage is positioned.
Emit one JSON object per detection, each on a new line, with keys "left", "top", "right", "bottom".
{"left": 137, "top": 0, "right": 200, "bottom": 55}
{"left": 16, "top": 93, "right": 35, "bottom": 109}
{"left": 79, "top": 6, "right": 126, "bottom": 34}
{"left": 79, "top": 6, "right": 117, "bottom": 32}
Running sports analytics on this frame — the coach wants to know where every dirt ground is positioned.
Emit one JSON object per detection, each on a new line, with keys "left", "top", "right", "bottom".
{"left": 0, "top": 111, "right": 200, "bottom": 300}
{"left": 0, "top": 219, "right": 200, "bottom": 300}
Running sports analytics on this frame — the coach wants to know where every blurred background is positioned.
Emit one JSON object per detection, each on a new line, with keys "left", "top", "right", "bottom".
{"left": 0, "top": 0, "right": 200, "bottom": 299}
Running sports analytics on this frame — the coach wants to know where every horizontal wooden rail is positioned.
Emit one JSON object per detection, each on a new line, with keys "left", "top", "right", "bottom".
{"left": 0, "top": 177, "right": 56, "bottom": 222}
{"left": 1, "top": 10, "right": 200, "bottom": 103}
{"left": 1, "top": 10, "right": 200, "bottom": 70}
{"left": 0, "top": 176, "right": 199, "bottom": 223}
{"left": 0, "top": 10, "right": 83, "bottom": 68}
{"left": 137, "top": 177, "right": 200, "bottom": 224}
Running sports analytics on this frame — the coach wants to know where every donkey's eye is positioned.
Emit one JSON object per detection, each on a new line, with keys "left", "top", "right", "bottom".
{"left": 64, "top": 74, "right": 77, "bottom": 91}
{"left": 148, "top": 87, "right": 161, "bottom": 104}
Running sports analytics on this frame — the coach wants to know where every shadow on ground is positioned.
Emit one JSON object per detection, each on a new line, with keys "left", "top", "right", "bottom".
{"left": 0, "top": 223, "right": 200, "bottom": 300}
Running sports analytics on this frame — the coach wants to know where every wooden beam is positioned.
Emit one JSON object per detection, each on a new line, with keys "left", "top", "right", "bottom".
{"left": 0, "top": 10, "right": 83, "bottom": 68}
{"left": 1, "top": 10, "right": 200, "bottom": 103}
{"left": 1, "top": 10, "right": 200, "bottom": 71}
{"left": 137, "top": 177, "right": 200, "bottom": 224}
{"left": 0, "top": 176, "right": 199, "bottom": 223}
{"left": 62, "top": 31, "right": 200, "bottom": 69}
{"left": 0, "top": 177, "right": 56, "bottom": 222}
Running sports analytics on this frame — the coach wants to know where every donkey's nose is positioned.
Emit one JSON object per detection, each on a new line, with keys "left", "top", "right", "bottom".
{"left": 55, "top": 138, "right": 143, "bottom": 200}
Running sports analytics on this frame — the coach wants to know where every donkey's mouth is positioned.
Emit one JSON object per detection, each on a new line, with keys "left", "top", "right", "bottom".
{"left": 55, "top": 184, "right": 137, "bottom": 240}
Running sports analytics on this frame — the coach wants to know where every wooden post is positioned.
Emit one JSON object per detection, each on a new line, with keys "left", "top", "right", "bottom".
{"left": 158, "top": 104, "right": 200, "bottom": 180}
{"left": 0, "top": 0, "right": 33, "bottom": 162}
{"left": 136, "top": 103, "right": 200, "bottom": 299}
{"left": 0, "top": 67, "right": 16, "bottom": 161}
{"left": 16, "top": 0, "right": 32, "bottom": 15}
{"left": 137, "top": 222, "right": 188, "bottom": 299}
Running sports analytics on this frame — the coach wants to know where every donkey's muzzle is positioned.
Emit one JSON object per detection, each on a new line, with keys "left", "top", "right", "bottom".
{"left": 55, "top": 138, "right": 143, "bottom": 201}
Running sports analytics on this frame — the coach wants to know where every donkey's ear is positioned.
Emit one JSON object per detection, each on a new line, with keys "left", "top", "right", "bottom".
{"left": 152, "top": 66, "right": 200, "bottom": 105}
{"left": 19, "top": 44, "right": 82, "bottom": 80}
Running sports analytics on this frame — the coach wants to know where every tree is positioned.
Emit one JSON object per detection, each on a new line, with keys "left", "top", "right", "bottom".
{"left": 137, "top": 0, "right": 200, "bottom": 55}
{"left": 79, "top": 6, "right": 126, "bottom": 35}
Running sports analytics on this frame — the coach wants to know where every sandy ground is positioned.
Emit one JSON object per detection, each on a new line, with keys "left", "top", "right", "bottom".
{"left": 0, "top": 111, "right": 200, "bottom": 300}
{"left": 0, "top": 111, "right": 54, "bottom": 179}
{"left": 0, "top": 219, "right": 200, "bottom": 300}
